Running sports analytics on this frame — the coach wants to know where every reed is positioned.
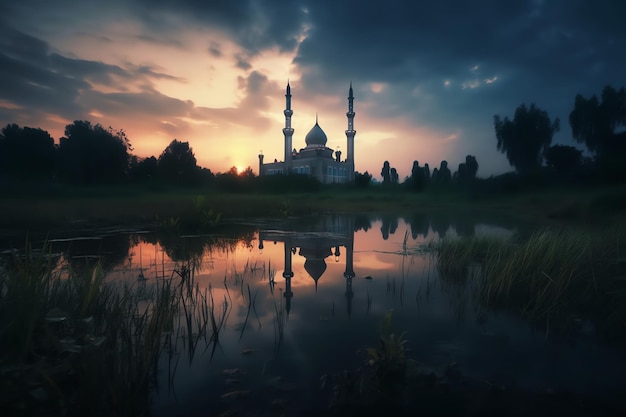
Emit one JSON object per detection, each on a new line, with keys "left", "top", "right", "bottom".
{"left": 0, "top": 243, "right": 206, "bottom": 415}
{"left": 435, "top": 228, "right": 626, "bottom": 335}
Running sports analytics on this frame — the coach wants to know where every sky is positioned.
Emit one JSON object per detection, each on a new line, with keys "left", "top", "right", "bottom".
{"left": 1, "top": 0, "right": 625, "bottom": 179}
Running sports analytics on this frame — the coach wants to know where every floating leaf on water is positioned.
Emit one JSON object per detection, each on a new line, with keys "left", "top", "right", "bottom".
{"left": 221, "top": 390, "right": 251, "bottom": 401}
{"left": 45, "top": 308, "right": 68, "bottom": 322}
{"left": 364, "top": 275, "right": 374, "bottom": 280}
{"left": 241, "top": 349, "right": 255, "bottom": 355}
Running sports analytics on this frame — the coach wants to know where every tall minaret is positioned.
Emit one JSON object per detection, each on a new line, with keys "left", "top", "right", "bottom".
{"left": 283, "top": 81, "right": 294, "bottom": 173}
{"left": 345, "top": 82, "right": 356, "bottom": 182}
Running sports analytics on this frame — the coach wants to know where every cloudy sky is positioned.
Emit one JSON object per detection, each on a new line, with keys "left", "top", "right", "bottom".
{"left": 1, "top": 0, "right": 624, "bottom": 179}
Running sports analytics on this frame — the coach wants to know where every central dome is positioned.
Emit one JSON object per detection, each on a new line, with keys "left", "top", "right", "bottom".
{"left": 305, "top": 122, "right": 328, "bottom": 146}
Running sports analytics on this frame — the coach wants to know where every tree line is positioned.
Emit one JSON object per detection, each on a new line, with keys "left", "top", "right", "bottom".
{"left": 371, "top": 84, "right": 626, "bottom": 190}
{"left": 1, "top": 85, "right": 624, "bottom": 191}
{"left": 0, "top": 120, "right": 216, "bottom": 186}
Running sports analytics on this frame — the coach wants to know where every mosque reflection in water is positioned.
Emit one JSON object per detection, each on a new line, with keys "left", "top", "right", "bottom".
{"left": 258, "top": 215, "right": 356, "bottom": 317}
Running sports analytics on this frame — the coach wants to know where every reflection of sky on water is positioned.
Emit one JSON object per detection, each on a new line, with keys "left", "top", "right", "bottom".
{"left": 3, "top": 214, "right": 623, "bottom": 414}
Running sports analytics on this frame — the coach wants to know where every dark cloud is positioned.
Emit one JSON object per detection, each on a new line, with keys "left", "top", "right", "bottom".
{"left": 234, "top": 53, "right": 252, "bottom": 70}
{"left": 208, "top": 41, "right": 222, "bottom": 57}
{"left": 1, "top": 0, "right": 625, "bottom": 174}
{"left": 132, "top": 0, "right": 307, "bottom": 54}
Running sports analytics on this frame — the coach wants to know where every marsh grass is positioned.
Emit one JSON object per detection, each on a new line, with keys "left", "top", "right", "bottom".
{"left": 0, "top": 243, "right": 222, "bottom": 416}
{"left": 435, "top": 229, "right": 626, "bottom": 337}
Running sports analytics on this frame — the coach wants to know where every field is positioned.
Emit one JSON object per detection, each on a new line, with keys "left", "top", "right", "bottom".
{"left": 2, "top": 182, "right": 626, "bottom": 231}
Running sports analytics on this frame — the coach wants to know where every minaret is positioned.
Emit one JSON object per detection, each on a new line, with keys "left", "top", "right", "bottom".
{"left": 258, "top": 150, "right": 264, "bottom": 176}
{"left": 345, "top": 82, "right": 356, "bottom": 182}
{"left": 283, "top": 81, "right": 294, "bottom": 173}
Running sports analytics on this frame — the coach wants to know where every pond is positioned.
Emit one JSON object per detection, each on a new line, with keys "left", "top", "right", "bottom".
{"left": 2, "top": 213, "right": 625, "bottom": 416}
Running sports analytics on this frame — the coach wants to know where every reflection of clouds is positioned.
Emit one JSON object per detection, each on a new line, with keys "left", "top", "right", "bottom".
{"left": 353, "top": 253, "right": 396, "bottom": 271}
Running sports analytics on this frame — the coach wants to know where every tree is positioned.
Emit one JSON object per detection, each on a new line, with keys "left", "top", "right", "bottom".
{"left": 354, "top": 171, "right": 372, "bottom": 187}
{"left": 494, "top": 103, "right": 560, "bottom": 175}
{"left": 0, "top": 124, "right": 56, "bottom": 179}
{"left": 390, "top": 167, "right": 399, "bottom": 184}
{"left": 465, "top": 155, "right": 478, "bottom": 179}
{"left": 544, "top": 145, "right": 583, "bottom": 174}
{"left": 381, "top": 161, "right": 391, "bottom": 184}
{"left": 129, "top": 155, "right": 158, "bottom": 182}
{"left": 408, "top": 160, "right": 425, "bottom": 191}
{"left": 57, "top": 120, "right": 131, "bottom": 183}
{"left": 158, "top": 139, "right": 199, "bottom": 184}
{"left": 569, "top": 85, "right": 626, "bottom": 161}
{"left": 437, "top": 160, "right": 451, "bottom": 184}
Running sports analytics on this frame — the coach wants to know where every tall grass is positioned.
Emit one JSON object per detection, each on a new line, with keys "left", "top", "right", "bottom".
{"left": 435, "top": 229, "right": 626, "bottom": 337}
{"left": 0, "top": 244, "right": 205, "bottom": 416}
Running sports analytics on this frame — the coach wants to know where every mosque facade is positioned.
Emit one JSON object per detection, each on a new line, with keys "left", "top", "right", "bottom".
{"left": 258, "top": 82, "right": 356, "bottom": 183}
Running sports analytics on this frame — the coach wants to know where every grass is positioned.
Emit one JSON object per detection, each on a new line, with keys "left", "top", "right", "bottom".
{"left": 434, "top": 228, "right": 626, "bottom": 339}
{"left": 3, "top": 182, "right": 626, "bottom": 231}
{"left": 0, "top": 243, "right": 226, "bottom": 416}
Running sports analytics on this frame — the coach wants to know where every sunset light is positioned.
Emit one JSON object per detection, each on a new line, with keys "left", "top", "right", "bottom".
{"left": 1, "top": 1, "right": 624, "bottom": 180}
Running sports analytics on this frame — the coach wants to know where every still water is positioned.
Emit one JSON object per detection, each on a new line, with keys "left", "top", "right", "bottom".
{"left": 6, "top": 214, "right": 625, "bottom": 415}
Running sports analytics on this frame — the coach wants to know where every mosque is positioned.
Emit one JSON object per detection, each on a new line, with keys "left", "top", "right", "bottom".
{"left": 258, "top": 82, "right": 356, "bottom": 183}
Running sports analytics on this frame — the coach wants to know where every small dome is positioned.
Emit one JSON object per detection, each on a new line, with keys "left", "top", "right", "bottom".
{"left": 305, "top": 122, "right": 328, "bottom": 146}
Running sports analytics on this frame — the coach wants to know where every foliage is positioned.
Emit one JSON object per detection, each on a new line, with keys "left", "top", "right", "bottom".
{"left": 366, "top": 311, "right": 408, "bottom": 388}
{"left": 494, "top": 103, "right": 560, "bottom": 175}
{"left": 407, "top": 160, "right": 426, "bottom": 191}
{"left": 544, "top": 144, "right": 583, "bottom": 174}
{"left": 381, "top": 161, "right": 391, "bottom": 184}
{"left": 354, "top": 171, "right": 372, "bottom": 187}
{"left": 57, "top": 120, "right": 131, "bottom": 184}
{"left": 158, "top": 139, "right": 200, "bottom": 184}
{"left": 0, "top": 124, "right": 56, "bottom": 179}
{"left": 569, "top": 85, "right": 626, "bottom": 157}
{"left": 435, "top": 229, "right": 626, "bottom": 336}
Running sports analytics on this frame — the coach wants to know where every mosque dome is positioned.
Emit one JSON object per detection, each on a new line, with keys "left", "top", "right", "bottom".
{"left": 305, "top": 122, "right": 328, "bottom": 146}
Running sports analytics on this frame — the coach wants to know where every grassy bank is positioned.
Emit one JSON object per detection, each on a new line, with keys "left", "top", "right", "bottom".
{"left": 434, "top": 228, "right": 626, "bottom": 342}
{"left": 2, "top": 182, "right": 626, "bottom": 231}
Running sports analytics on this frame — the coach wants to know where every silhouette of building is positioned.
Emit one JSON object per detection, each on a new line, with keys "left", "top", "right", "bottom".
{"left": 258, "top": 82, "right": 356, "bottom": 183}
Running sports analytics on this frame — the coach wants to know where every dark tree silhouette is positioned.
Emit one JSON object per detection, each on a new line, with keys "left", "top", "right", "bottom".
{"left": 423, "top": 163, "right": 431, "bottom": 183}
{"left": 465, "top": 155, "right": 478, "bottom": 179}
{"left": 354, "top": 171, "right": 372, "bottom": 187}
{"left": 437, "top": 160, "right": 451, "bottom": 183}
{"left": 569, "top": 85, "right": 626, "bottom": 158}
{"left": 158, "top": 139, "right": 199, "bottom": 184}
{"left": 408, "top": 160, "right": 425, "bottom": 191}
{"left": 129, "top": 155, "right": 158, "bottom": 182}
{"left": 57, "top": 120, "right": 131, "bottom": 184}
{"left": 390, "top": 167, "right": 399, "bottom": 184}
{"left": 544, "top": 145, "right": 583, "bottom": 174}
{"left": 381, "top": 161, "right": 391, "bottom": 184}
{"left": 431, "top": 167, "right": 439, "bottom": 182}
{"left": 494, "top": 103, "right": 560, "bottom": 175}
{"left": 0, "top": 124, "right": 56, "bottom": 179}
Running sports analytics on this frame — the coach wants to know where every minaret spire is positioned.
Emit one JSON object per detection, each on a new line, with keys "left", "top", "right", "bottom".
{"left": 345, "top": 82, "right": 356, "bottom": 182}
{"left": 283, "top": 81, "right": 294, "bottom": 173}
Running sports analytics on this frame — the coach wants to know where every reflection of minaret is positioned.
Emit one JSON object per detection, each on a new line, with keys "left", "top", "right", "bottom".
{"left": 344, "top": 222, "right": 355, "bottom": 318}
{"left": 283, "top": 238, "right": 294, "bottom": 315}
